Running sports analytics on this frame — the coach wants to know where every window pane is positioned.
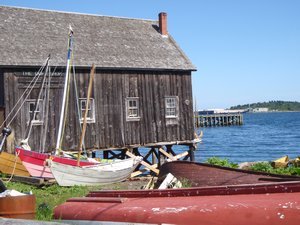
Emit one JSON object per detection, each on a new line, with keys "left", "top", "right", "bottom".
{"left": 129, "top": 100, "right": 137, "bottom": 107}
{"left": 165, "top": 97, "right": 177, "bottom": 118}
{"left": 79, "top": 98, "right": 95, "bottom": 123}
{"left": 81, "top": 100, "right": 86, "bottom": 110}
{"left": 126, "top": 98, "right": 139, "bottom": 120}
{"left": 27, "top": 99, "right": 43, "bottom": 125}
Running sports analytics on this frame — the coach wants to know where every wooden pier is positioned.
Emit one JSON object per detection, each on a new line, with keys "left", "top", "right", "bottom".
{"left": 195, "top": 113, "right": 243, "bottom": 127}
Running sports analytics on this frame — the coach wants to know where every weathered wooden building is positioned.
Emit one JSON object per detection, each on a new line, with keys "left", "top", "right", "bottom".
{"left": 0, "top": 6, "right": 196, "bottom": 160}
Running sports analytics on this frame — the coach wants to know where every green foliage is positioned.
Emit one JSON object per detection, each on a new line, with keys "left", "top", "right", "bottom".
{"left": 206, "top": 158, "right": 300, "bottom": 176}
{"left": 249, "top": 162, "right": 273, "bottom": 172}
{"left": 230, "top": 101, "right": 300, "bottom": 111}
{"left": 206, "top": 157, "right": 238, "bottom": 168}
{"left": 249, "top": 162, "right": 300, "bottom": 176}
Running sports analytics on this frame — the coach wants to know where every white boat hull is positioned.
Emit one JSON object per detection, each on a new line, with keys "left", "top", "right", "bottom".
{"left": 47, "top": 157, "right": 141, "bottom": 186}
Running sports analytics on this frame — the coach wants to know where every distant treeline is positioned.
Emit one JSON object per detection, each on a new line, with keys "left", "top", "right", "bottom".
{"left": 230, "top": 101, "right": 300, "bottom": 111}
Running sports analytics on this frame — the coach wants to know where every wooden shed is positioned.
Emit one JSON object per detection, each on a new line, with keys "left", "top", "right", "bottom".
{"left": 0, "top": 6, "right": 197, "bottom": 164}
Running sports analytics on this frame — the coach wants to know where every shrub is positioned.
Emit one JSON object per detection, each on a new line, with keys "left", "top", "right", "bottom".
{"left": 205, "top": 157, "right": 238, "bottom": 168}
{"left": 249, "top": 162, "right": 273, "bottom": 173}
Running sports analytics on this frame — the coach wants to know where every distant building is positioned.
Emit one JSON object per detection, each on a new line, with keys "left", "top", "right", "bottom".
{"left": 252, "top": 108, "right": 269, "bottom": 112}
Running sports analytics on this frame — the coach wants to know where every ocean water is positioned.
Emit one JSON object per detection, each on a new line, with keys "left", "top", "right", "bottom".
{"left": 194, "top": 112, "right": 300, "bottom": 163}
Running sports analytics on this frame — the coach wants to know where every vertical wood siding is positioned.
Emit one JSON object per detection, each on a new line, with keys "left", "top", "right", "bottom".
{"left": 4, "top": 69, "right": 194, "bottom": 152}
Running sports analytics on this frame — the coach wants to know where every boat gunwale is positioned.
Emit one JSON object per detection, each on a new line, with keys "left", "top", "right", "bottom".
{"left": 87, "top": 180, "right": 300, "bottom": 198}
{"left": 161, "top": 160, "right": 300, "bottom": 179}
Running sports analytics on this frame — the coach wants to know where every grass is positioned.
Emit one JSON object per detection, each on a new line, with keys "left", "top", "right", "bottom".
{"left": 5, "top": 182, "right": 103, "bottom": 220}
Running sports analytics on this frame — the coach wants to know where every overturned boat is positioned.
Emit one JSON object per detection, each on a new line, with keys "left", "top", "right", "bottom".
{"left": 156, "top": 160, "right": 300, "bottom": 187}
{"left": 54, "top": 161, "right": 300, "bottom": 224}
{"left": 54, "top": 180, "right": 300, "bottom": 225}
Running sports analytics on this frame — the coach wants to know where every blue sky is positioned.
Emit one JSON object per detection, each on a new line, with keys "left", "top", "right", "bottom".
{"left": 2, "top": 0, "right": 300, "bottom": 109}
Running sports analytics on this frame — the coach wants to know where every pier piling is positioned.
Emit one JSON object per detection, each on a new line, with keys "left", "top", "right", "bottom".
{"left": 195, "top": 113, "right": 243, "bottom": 127}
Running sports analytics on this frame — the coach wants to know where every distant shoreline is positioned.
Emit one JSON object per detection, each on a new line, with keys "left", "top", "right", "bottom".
{"left": 247, "top": 111, "right": 300, "bottom": 113}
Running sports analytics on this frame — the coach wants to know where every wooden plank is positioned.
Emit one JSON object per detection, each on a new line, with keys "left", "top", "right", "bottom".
{"left": 3, "top": 175, "right": 45, "bottom": 186}
{"left": 126, "top": 151, "right": 159, "bottom": 175}
{"left": 158, "top": 147, "right": 176, "bottom": 161}
{"left": 130, "top": 164, "right": 158, "bottom": 178}
{"left": 173, "top": 151, "right": 189, "bottom": 160}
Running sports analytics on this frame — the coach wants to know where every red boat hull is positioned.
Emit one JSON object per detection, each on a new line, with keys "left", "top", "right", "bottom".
{"left": 54, "top": 181, "right": 300, "bottom": 225}
{"left": 157, "top": 160, "right": 300, "bottom": 187}
{"left": 16, "top": 147, "right": 95, "bottom": 178}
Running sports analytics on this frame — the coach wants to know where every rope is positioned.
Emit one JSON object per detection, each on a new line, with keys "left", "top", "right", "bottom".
{"left": 4, "top": 151, "right": 20, "bottom": 184}
{"left": 40, "top": 66, "right": 55, "bottom": 153}
{"left": 24, "top": 58, "right": 50, "bottom": 141}
{"left": 0, "top": 57, "right": 49, "bottom": 130}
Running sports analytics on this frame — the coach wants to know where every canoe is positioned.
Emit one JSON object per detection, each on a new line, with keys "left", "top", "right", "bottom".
{"left": 0, "top": 152, "right": 30, "bottom": 177}
{"left": 54, "top": 181, "right": 300, "bottom": 225}
{"left": 156, "top": 160, "right": 300, "bottom": 187}
{"left": 47, "top": 156, "right": 142, "bottom": 186}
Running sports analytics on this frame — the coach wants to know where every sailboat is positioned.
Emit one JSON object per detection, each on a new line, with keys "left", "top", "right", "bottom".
{"left": 15, "top": 27, "right": 97, "bottom": 179}
{"left": 47, "top": 63, "right": 142, "bottom": 186}
{"left": 16, "top": 27, "right": 142, "bottom": 183}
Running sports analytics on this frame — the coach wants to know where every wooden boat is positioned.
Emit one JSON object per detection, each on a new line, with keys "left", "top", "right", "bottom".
{"left": 54, "top": 180, "right": 300, "bottom": 224}
{"left": 156, "top": 160, "right": 300, "bottom": 187}
{"left": 16, "top": 147, "right": 95, "bottom": 178}
{"left": 0, "top": 152, "right": 30, "bottom": 177}
{"left": 47, "top": 157, "right": 142, "bottom": 186}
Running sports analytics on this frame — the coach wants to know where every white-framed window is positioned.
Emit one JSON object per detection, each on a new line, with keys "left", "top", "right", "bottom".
{"left": 126, "top": 97, "right": 140, "bottom": 121}
{"left": 165, "top": 96, "right": 178, "bottom": 118}
{"left": 79, "top": 98, "right": 95, "bottom": 123}
{"left": 26, "top": 99, "right": 44, "bottom": 125}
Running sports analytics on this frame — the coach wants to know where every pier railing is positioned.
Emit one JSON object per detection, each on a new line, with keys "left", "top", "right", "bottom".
{"left": 195, "top": 113, "right": 243, "bottom": 127}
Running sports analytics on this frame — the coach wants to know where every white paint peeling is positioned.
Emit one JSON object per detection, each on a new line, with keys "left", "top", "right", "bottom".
{"left": 199, "top": 209, "right": 213, "bottom": 213}
{"left": 151, "top": 206, "right": 192, "bottom": 214}
{"left": 277, "top": 212, "right": 285, "bottom": 220}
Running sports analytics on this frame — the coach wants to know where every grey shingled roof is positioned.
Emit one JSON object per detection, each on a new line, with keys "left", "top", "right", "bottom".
{"left": 0, "top": 6, "right": 196, "bottom": 71}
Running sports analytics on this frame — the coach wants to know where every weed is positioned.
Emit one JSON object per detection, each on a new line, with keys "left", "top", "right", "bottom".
{"left": 180, "top": 178, "right": 192, "bottom": 188}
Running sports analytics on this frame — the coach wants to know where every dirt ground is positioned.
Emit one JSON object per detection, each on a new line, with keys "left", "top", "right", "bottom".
{"left": 99, "top": 176, "right": 155, "bottom": 190}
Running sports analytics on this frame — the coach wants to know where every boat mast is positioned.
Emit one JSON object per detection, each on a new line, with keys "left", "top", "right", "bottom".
{"left": 77, "top": 64, "right": 95, "bottom": 166}
{"left": 55, "top": 26, "right": 73, "bottom": 154}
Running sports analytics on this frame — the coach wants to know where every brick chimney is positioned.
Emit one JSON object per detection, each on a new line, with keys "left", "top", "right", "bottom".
{"left": 159, "top": 12, "right": 168, "bottom": 36}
